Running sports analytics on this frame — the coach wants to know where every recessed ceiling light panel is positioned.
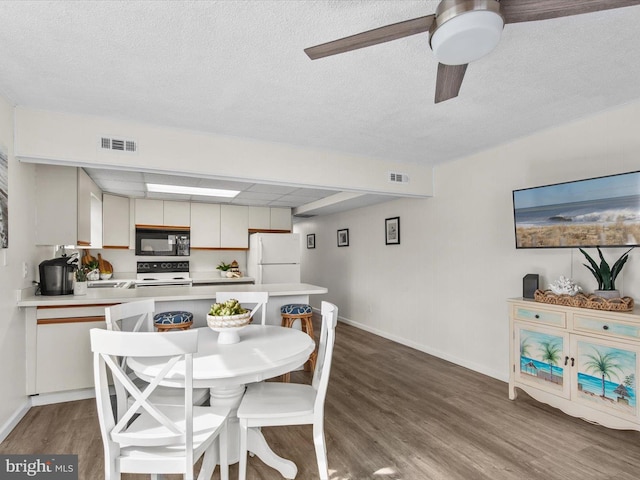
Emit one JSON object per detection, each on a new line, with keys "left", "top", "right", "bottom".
{"left": 146, "top": 183, "right": 240, "bottom": 198}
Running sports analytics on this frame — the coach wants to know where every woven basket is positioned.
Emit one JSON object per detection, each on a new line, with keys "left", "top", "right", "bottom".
{"left": 207, "top": 311, "right": 251, "bottom": 328}
{"left": 534, "top": 289, "right": 635, "bottom": 312}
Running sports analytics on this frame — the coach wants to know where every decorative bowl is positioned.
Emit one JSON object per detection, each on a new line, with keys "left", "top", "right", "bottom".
{"left": 100, "top": 272, "right": 113, "bottom": 280}
{"left": 207, "top": 312, "right": 251, "bottom": 344}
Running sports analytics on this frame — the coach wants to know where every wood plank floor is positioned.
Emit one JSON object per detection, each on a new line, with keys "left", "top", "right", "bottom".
{"left": 2, "top": 320, "right": 640, "bottom": 479}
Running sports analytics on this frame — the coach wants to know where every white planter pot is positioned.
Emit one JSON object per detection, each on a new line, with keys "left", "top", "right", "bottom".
{"left": 74, "top": 281, "right": 87, "bottom": 296}
{"left": 87, "top": 269, "right": 100, "bottom": 281}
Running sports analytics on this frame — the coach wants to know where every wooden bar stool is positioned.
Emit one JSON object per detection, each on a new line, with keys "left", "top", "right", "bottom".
{"left": 280, "top": 303, "right": 316, "bottom": 382}
{"left": 153, "top": 310, "right": 193, "bottom": 332}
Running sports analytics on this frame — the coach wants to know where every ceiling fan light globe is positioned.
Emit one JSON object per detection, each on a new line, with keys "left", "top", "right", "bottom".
{"left": 430, "top": 10, "right": 504, "bottom": 66}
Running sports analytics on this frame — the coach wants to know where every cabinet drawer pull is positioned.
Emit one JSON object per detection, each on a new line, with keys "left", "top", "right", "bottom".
{"left": 534, "top": 314, "right": 540, "bottom": 319}
{"left": 564, "top": 356, "right": 569, "bottom": 366}
{"left": 602, "top": 325, "right": 609, "bottom": 330}
{"left": 571, "top": 357, "right": 575, "bottom": 367}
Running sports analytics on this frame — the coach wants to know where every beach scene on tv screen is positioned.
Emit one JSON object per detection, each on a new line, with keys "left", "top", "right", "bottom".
{"left": 513, "top": 172, "right": 640, "bottom": 248}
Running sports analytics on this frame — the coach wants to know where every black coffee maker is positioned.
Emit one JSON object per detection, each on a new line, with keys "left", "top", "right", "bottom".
{"left": 39, "top": 256, "right": 76, "bottom": 295}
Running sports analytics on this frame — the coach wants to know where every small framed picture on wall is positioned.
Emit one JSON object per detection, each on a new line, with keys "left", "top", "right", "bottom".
{"left": 337, "top": 228, "right": 349, "bottom": 247}
{"left": 385, "top": 217, "right": 400, "bottom": 245}
{"left": 307, "top": 234, "right": 316, "bottom": 249}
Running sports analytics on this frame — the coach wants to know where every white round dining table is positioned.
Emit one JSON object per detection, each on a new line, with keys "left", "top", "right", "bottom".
{"left": 127, "top": 324, "right": 315, "bottom": 479}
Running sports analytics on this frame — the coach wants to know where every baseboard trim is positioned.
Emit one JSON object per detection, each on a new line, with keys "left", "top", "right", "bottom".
{"left": 29, "top": 388, "right": 96, "bottom": 407}
{"left": 0, "top": 400, "right": 31, "bottom": 443}
{"left": 338, "top": 316, "right": 508, "bottom": 383}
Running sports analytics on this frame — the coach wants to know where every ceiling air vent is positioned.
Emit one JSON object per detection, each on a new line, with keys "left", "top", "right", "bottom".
{"left": 388, "top": 172, "right": 409, "bottom": 184}
{"left": 99, "top": 136, "right": 137, "bottom": 153}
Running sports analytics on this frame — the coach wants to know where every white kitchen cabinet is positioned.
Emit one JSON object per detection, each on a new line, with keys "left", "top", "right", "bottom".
{"left": 248, "top": 206, "right": 271, "bottom": 230}
{"left": 135, "top": 199, "right": 190, "bottom": 227}
{"left": 31, "top": 305, "right": 107, "bottom": 394}
{"left": 102, "top": 194, "right": 130, "bottom": 248}
{"left": 248, "top": 206, "right": 292, "bottom": 231}
{"left": 190, "top": 202, "right": 221, "bottom": 248}
{"left": 35, "top": 165, "right": 102, "bottom": 246}
{"left": 509, "top": 298, "right": 640, "bottom": 431}
{"left": 77, "top": 168, "right": 94, "bottom": 245}
{"left": 134, "top": 198, "right": 164, "bottom": 225}
{"left": 163, "top": 200, "right": 190, "bottom": 227}
{"left": 270, "top": 207, "right": 292, "bottom": 231}
{"left": 220, "top": 204, "right": 249, "bottom": 248}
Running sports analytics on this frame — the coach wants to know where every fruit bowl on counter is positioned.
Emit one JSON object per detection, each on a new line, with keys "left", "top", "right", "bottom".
{"left": 207, "top": 299, "right": 251, "bottom": 344}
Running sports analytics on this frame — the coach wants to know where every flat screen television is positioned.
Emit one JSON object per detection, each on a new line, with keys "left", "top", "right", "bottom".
{"left": 512, "top": 171, "right": 640, "bottom": 249}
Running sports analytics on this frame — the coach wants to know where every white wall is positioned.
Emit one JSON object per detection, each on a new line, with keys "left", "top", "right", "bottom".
{"left": 13, "top": 107, "right": 434, "bottom": 198}
{"left": 0, "top": 95, "right": 39, "bottom": 440}
{"left": 296, "top": 99, "right": 640, "bottom": 382}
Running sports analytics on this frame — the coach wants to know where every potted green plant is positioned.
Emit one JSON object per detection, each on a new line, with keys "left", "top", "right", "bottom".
{"left": 579, "top": 247, "right": 634, "bottom": 299}
{"left": 216, "top": 261, "right": 232, "bottom": 277}
{"left": 74, "top": 267, "right": 88, "bottom": 295}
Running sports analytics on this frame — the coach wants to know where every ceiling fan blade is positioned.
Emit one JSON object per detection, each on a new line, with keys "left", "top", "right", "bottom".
{"left": 304, "top": 14, "right": 435, "bottom": 60}
{"left": 500, "top": 0, "right": 640, "bottom": 24}
{"left": 434, "top": 63, "right": 468, "bottom": 104}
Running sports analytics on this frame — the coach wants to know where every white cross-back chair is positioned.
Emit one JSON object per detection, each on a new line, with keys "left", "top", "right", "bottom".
{"left": 237, "top": 301, "right": 338, "bottom": 480}
{"left": 91, "top": 328, "right": 230, "bottom": 480}
{"left": 214, "top": 292, "right": 269, "bottom": 325}
{"left": 104, "top": 300, "right": 209, "bottom": 420}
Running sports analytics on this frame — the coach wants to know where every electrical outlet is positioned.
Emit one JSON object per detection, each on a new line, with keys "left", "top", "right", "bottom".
{"left": 22, "top": 262, "right": 28, "bottom": 278}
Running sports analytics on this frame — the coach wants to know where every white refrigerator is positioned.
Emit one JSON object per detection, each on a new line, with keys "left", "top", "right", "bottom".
{"left": 247, "top": 233, "right": 301, "bottom": 284}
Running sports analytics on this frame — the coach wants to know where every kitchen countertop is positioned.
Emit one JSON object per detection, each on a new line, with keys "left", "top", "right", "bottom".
{"left": 17, "top": 283, "right": 327, "bottom": 307}
{"left": 87, "top": 275, "right": 255, "bottom": 285}
{"left": 190, "top": 272, "right": 255, "bottom": 284}
{"left": 97, "top": 272, "right": 255, "bottom": 284}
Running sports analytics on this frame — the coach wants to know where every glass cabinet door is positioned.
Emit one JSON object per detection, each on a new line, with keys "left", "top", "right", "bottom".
{"left": 514, "top": 322, "right": 571, "bottom": 399}
{"left": 571, "top": 334, "right": 639, "bottom": 422}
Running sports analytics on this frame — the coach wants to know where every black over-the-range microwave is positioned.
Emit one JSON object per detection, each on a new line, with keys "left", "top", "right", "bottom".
{"left": 135, "top": 227, "right": 190, "bottom": 256}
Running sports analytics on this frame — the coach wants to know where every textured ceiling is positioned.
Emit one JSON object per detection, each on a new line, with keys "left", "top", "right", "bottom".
{"left": 1, "top": 1, "right": 640, "bottom": 210}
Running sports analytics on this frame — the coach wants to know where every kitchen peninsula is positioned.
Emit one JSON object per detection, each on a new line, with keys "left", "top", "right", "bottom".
{"left": 18, "top": 283, "right": 327, "bottom": 401}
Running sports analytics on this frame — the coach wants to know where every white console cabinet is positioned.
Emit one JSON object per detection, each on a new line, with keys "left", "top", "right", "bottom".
{"left": 508, "top": 298, "right": 640, "bottom": 431}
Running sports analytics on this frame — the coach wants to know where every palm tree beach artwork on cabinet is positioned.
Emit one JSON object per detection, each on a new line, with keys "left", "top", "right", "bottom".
{"left": 519, "top": 329, "right": 636, "bottom": 418}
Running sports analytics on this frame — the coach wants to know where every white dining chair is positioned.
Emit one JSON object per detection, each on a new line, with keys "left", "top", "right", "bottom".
{"left": 104, "top": 300, "right": 209, "bottom": 419}
{"left": 237, "top": 301, "right": 338, "bottom": 480}
{"left": 215, "top": 291, "right": 269, "bottom": 325}
{"left": 90, "top": 328, "right": 230, "bottom": 480}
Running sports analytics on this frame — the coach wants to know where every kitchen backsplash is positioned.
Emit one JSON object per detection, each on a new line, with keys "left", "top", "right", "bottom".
{"left": 39, "top": 246, "right": 248, "bottom": 280}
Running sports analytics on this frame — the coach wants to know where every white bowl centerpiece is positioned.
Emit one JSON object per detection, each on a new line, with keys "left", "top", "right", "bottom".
{"left": 207, "top": 299, "right": 251, "bottom": 344}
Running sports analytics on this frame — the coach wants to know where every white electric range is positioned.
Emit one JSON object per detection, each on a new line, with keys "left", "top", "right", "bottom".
{"left": 135, "top": 261, "right": 193, "bottom": 287}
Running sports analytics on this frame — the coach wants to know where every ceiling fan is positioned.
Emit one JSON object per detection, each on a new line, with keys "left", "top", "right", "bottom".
{"left": 304, "top": 0, "right": 640, "bottom": 103}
